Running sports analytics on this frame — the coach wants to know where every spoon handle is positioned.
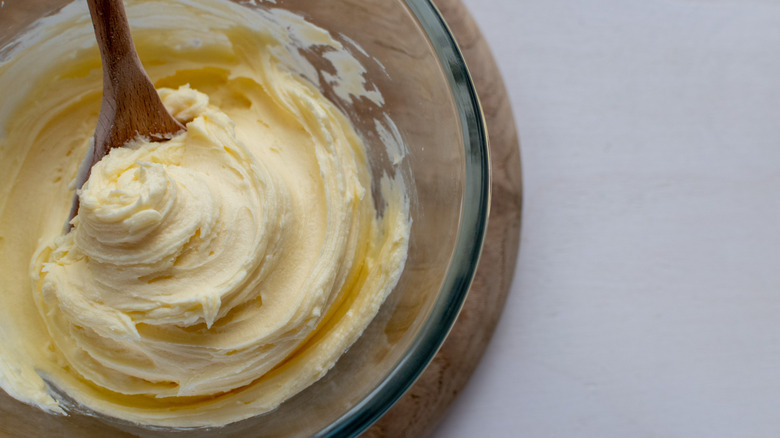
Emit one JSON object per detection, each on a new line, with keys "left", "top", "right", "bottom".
{"left": 86, "top": 0, "right": 185, "bottom": 157}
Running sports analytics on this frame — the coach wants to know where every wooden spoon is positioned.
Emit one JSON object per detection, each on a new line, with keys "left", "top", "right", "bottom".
{"left": 66, "top": 0, "right": 185, "bottom": 225}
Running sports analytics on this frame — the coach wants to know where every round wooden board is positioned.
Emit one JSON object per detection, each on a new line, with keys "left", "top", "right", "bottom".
{"left": 363, "top": 1, "right": 523, "bottom": 436}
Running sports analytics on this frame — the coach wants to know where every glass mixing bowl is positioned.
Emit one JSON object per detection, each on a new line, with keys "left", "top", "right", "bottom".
{"left": 0, "top": 0, "right": 489, "bottom": 436}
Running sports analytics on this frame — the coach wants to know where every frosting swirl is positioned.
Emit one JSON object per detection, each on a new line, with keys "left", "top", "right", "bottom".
{"left": 33, "top": 78, "right": 399, "bottom": 405}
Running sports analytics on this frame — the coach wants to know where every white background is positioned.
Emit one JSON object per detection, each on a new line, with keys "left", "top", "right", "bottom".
{"left": 433, "top": 1, "right": 780, "bottom": 437}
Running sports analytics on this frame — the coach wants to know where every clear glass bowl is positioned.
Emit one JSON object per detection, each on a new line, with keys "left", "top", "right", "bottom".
{"left": 0, "top": 0, "right": 489, "bottom": 436}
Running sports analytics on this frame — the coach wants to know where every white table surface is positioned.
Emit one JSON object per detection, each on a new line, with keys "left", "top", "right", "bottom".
{"left": 433, "top": 1, "right": 780, "bottom": 437}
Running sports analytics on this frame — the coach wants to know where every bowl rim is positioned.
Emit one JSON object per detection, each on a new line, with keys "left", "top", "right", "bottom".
{"left": 317, "top": 1, "right": 492, "bottom": 436}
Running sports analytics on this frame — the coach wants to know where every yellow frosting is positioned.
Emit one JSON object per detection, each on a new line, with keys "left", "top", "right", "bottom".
{"left": 0, "top": 0, "right": 409, "bottom": 428}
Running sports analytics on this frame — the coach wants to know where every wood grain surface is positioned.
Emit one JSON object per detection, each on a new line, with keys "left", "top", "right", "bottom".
{"left": 363, "top": 0, "right": 523, "bottom": 436}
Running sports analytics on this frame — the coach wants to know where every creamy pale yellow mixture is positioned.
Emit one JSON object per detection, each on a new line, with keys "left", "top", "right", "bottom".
{"left": 0, "top": 0, "right": 408, "bottom": 428}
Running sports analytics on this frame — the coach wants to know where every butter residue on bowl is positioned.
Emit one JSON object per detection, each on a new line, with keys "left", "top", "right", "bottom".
{"left": 0, "top": 0, "right": 409, "bottom": 428}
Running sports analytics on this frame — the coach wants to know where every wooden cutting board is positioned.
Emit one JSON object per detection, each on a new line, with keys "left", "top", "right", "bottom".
{"left": 364, "top": 0, "right": 523, "bottom": 436}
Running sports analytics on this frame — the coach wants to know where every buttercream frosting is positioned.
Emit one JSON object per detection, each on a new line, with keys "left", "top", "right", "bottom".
{"left": 0, "top": 0, "right": 409, "bottom": 427}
